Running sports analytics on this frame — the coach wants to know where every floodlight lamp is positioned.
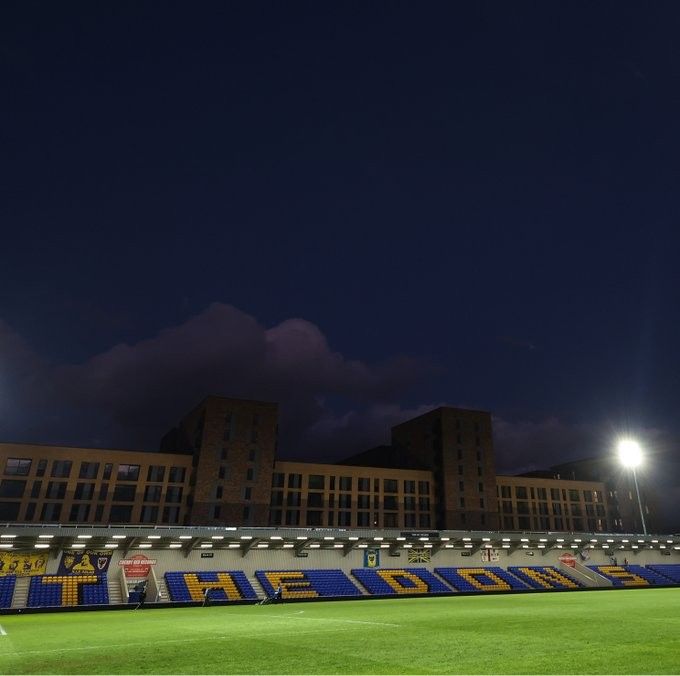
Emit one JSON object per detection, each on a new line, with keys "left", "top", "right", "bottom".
{"left": 617, "top": 439, "right": 642, "bottom": 468}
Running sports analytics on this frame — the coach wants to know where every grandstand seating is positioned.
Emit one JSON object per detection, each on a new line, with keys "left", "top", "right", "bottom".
{"left": 647, "top": 564, "right": 680, "bottom": 584}
{"left": 164, "top": 571, "right": 258, "bottom": 602}
{"left": 256, "top": 569, "right": 361, "bottom": 599}
{"left": 588, "top": 565, "right": 670, "bottom": 586}
{"left": 351, "top": 568, "right": 452, "bottom": 595}
{"left": 435, "top": 567, "right": 529, "bottom": 592}
{"left": 0, "top": 575, "right": 16, "bottom": 608}
{"left": 507, "top": 566, "right": 584, "bottom": 590}
{"left": 27, "top": 575, "right": 109, "bottom": 607}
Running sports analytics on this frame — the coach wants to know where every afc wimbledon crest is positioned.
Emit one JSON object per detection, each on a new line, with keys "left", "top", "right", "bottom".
{"left": 363, "top": 548, "right": 380, "bottom": 568}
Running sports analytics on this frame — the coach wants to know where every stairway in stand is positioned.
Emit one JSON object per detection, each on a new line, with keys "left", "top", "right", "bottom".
{"left": 11, "top": 577, "right": 30, "bottom": 609}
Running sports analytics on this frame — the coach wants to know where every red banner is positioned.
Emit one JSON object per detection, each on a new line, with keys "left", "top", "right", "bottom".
{"left": 118, "top": 554, "right": 156, "bottom": 578}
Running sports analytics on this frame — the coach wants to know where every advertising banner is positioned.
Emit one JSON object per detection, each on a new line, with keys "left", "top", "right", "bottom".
{"left": 119, "top": 553, "right": 156, "bottom": 578}
{"left": 0, "top": 551, "right": 48, "bottom": 577}
{"left": 58, "top": 550, "right": 113, "bottom": 575}
{"left": 481, "top": 548, "right": 500, "bottom": 562}
{"left": 558, "top": 553, "right": 577, "bottom": 568}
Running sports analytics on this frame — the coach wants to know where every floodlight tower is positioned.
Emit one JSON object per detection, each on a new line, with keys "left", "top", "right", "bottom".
{"left": 617, "top": 439, "right": 647, "bottom": 535}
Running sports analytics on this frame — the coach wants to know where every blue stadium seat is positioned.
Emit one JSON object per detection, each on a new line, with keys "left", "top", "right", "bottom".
{"left": 255, "top": 569, "right": 361, "bottom": 599}
{"left": 350, "top": 568, "right": 452, "bottom": 595}
{"left": 27, "top": 575, "right": 109, "bottom": 607}
{"left": 164, "top": 571, "right": 258, "bottom": 602}
{"left": 588, "top": 565, "right": 668, "bottom": 586}
{"left": 508, "top": 566, "right": 584, "bottom": 590}
{"left": 0, "top": 575, "right": 16, "bottom": 608}
{"left": 434, "top": 567, "right": 529, "bottom": 592}
{"left": 647, "top": 564, "right": 680, "bottom": 584}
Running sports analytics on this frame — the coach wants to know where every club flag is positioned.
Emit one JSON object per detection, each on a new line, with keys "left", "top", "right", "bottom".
{"left": 363, "top": 548, "right": 380, "bottom": 568}
{"left": 408, "top": 548, "right": 431, "bottom": 564}
{"left": 0, "top": 551, "right": 48, "bottom": 577}
{"left": 58, "top": 550, "right": 113, "bottom": 575}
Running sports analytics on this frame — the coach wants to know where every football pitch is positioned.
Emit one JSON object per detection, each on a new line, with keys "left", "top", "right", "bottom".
{"left": 1, "top": 589, "right": 679, "bottom": 674}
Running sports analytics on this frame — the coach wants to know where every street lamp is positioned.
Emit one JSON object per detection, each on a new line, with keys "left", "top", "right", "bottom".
{"left": 617, "top": 439, "right": 647, "bottom": 535}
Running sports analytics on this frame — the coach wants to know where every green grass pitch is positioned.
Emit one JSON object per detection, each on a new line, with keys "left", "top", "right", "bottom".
{"left": 1, "top": 589, "right": 679, "bottom": 674}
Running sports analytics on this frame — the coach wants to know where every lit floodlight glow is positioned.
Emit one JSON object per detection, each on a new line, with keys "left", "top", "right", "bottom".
{"left": 34, "top": 544, "right": 49, "bottom": 549}
{"left": 618, "top": 438, "right": 642, "bottom": 468}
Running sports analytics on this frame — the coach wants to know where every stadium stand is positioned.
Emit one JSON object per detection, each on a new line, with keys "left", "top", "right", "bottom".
{"left": 27, "top": 575, "right": 109, "bottom": 607}
{"left": 351, "top": 568, "right": 452, "bottom": 595}
{"left": 0, "top": 575, "right": 16, "bottom": 608}
{"left": 435, "top": 567, "right": 529, "bottom": 592}
{"left": 507, "top": 566, "right": 584, "bottom": 590}
{"left": 588, "top": 565, "right": 669, "bottom": 586}
{"left": 164, "top": 571, "right": 258, "bottom": 602}
{"left": 256, "top": 569, "right": 361, "bottom": 599}
{"left": 646, "top": 564, "right": 680, "bottom": 584}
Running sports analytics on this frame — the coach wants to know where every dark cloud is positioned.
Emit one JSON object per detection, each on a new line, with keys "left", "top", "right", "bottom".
{"left": 0, "top": 303, "right": 430, "bottom": 452}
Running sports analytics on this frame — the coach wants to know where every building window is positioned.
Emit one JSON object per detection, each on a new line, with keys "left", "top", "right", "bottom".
{"left": 307, "top": 492, "right": 323, "bottom": 508}
{"left": 515, "top": 486, "right": 528, "bottom": 499}
{"left": 403, "top": 480, "right": 415, "bottom": 494}
{"left": 518, "top": 516, "right": 531, "bottom": 529}
{"left": 24, "top": 502, "right": 36, "bottom": 520}
{"left": 113, "top": 484, "right": 136, "bottom": 502}
{"left": 102, "top": 463, "right": 112, "bottom": 480}
{"left": 147, "top": 466, "right": 165, "bottom": 482}
{"left": 503, "top": 515, "right": 514, "bottom": 529}
{"left": 458, "top": 465, "right": 464, "bottom": 475}
{"left": 139, "top": 505, "right": 159, "bottom": 523}
{"left": 99, "top": 484, "right": 108, "bottom": 500}
{"left": 502, "top": 500, "right": 512, "bottom": 513}
{"left": 287, "top": 492, "right": 301, "bottom": 507}
{"left": 338, "top": 494, "right": 351, "bottom": 509}
{"left": 51, "top": 461, "right": 72, "bottom": 478}
{"left": 215, "top": 485, "right": 223, "bottom": 500}
{"left": 30, "top": 481, "right": 42, "bottom": 499}
{"left": 270, "top": 509, "right": 282, "bottom": 525}
{"left": 384, "top": 495, "right": 398, "bottom": 510}
{"left": 338, "top": 511, "right": 352, "bottom": 526}
{"left": 288, "top": 474, "right": 302, "bottom": 489}
{"left": 404, "top": 513, "right": 416, "bottom": 527}
{"left": 357, "top": 494, "right": 370, "bottom": 509}
{"left": 306, "top": 510, "right": 322, "bottom": 526}
{"left": 40, "top": 503, "right": 62, "bottom": 521}
{"left": 358, "top": 478, "right": 371, "bottom": 492}
{"left": 117, "top": 464, "right": 140, "bottom": 481}
{"left": 404, "top": 496, "right": 416, "bottom": 511}
{"left": 286, "top": 509, "right": 300, "bottom": 526}
{"left": 384, "top": 512, "right": 398, "bottom": 527}
{"left": 218, "top": 466, "right": 225, "bottom": 480}
{"left": 419, "top": 496, "right": 430, "bottom": 510}
{"left": 357, "top": 511, "right": 371, "bottom": 527}
{"left": 4, "top": 458, "right": 32, "bottom": 476}
{"left": 457, "top": 449, "right": 463, "bottom": 460}
{"left": 79, "top": 462, "right": 100, "bottom": 479}
{"left": 223, "top": 413, "right": 234, "bottom": 441}
{"left": 246, "top": 468, "right": 254, "bottom": 482}
{"left": 0, "top": 480, "right": 26, "bottom": 498}
{"left": 308, "top": 474, "right": 325, "bottom": 490}
{"left": 339, "top": 476, "right": 352, "bottom": 491}
{"left": 459, "top": 497, "right": 465, "bottom": 508}
{"left": 243, "top": 487, "right": 252, "bottom": 501}
{"left": 419, "top": 513, "right": 431, "bottom": 528}
{"left": 501, "top": 485, "right": 511, "bottom": 499}
{"left": 144, "top": 485, "right": 162, "bottom": 502}
{"left": 459, "top": 481, "right": 464, "bottom": 491}
{"left": 480, "top": 497, "right": 485, "bottom": 509}
{"left": 478, "top": 482, "right": 484, "bottom": 493}
{"left": 569, "top": 489, "right": 580, "bottom": 502}
{"left": 418, "top": 481, "right": 430, "bottom": 494}
{"left": 517, "top": 501, "right": 529, "bottom": 514}
{"left": 74, "top": 483, "right": 94, "bottom": 500}
{"left": 221, "top": 448, "right": 228, "bottom": 461}
{"left": 272, "top": 473, "right": 284, "bottom": 488}
{"left": 166, "top": 486, "right": 183, "bottom": 503}
{"left": 537, "top": 487, "right": 547, "bottom": 500}
{"left": 69, "top": 504, "right": 91, "bottom": 522}
{"left": 95, "top": 504, "right": 105, "bottom": 522}
{"left": 271, "top": 491, "right": 283, "bottom": 506}
{"left": 162, "top": 506, "right": 180, "bottom": 523}
{"left": 248, "top": 447, "right": 257, "bottom": 462}
{"left": 46, "top": 481, "right": 67, "bottom": 499}
{"left": 384, "top": 479, "right": 398, "bottom": 493}
{"left": 36, "top": 459, "right": 47, "bottom": 477}
{"left": 168, "top": 467, "right": 186, "bottom": 483}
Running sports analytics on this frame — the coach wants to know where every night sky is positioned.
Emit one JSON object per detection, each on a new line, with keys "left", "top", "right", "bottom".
{"left": 2, "top": 2, "right": 680, "bottom": 527}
